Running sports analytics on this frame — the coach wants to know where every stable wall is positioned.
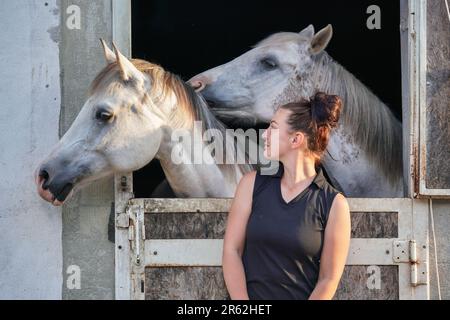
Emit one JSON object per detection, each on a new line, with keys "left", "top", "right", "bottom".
{"left": 0, "top": 0, "right": 62, "bottom": 299}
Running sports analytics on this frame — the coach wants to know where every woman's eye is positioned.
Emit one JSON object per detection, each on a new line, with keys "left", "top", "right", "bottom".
{"left": 95, "top": 109, "right": 113, "bottom": 122}
{"left": 260, "top": 58, "right": 277, "bottom": 70}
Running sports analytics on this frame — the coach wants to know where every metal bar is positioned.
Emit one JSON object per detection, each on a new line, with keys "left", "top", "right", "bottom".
{"left": 144, "top": 238, "right": 402, "bottom": 267}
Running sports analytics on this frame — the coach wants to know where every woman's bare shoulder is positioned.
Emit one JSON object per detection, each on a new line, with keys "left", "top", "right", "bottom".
{"left": 241, "top": 170, "right": 257, "bottom": 184}
{"left": 235, "top": 170, "right": 257, "bottom": 197}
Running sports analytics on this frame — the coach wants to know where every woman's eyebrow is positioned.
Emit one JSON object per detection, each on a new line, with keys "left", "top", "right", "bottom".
{"left": 270, "top": 120, "right": 278, "bottom": 125}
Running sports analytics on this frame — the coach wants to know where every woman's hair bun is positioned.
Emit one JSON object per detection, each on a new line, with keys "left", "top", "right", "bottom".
{"left": 310, "top": 92, "right": 342, "bottom": 129}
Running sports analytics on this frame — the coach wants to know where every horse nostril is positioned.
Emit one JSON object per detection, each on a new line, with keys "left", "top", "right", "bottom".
{"left": 190, "top": 80, "right": 206, "bottom": 92}
{"left": 39, "top": 169, "right": 50, "bottom": 189}
{"left": 39, "top": 169, "right": 49, "bottom": 180}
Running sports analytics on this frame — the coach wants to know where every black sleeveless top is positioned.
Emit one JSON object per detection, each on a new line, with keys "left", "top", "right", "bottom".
{"left": 242, "top": 162, "right": 342, "bottom": 300}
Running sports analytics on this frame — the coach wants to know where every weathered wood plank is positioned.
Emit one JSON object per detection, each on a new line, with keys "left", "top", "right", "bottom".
{"left": 141, "top": 198, "right": 233, "bottom": 213}
{"left": 350, "top": 212, "right": 398, "bottom": 238}
{"left": 144, "top": 212, "right": 397, "bottom": 239}
{"left": 145, "top": 212, "right": 227, "bottom": 239}
{"left": 144, "top": 266, "right": 398, "bottom": 300}
{"left": 334, "top": 266, "right": 399, "bottom": 300}
{"left": 136, "top": 198, "right": 412, "bottom": 213}
{"left": 424, "top": 0, "right": 450, "bottom": 190}
{"left": 145, "top": 267, "right": 229, "bottom": 300}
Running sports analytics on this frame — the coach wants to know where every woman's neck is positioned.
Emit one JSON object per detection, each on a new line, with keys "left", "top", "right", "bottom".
{"left": 280, "top": 153, "right": 317, "bottom": 188}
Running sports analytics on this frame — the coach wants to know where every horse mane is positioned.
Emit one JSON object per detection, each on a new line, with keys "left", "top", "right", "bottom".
{"left": 312, "top": 52, "right": 403, "bottom": 185}
{"left": 89, "top": 59, "right": 256, "bottom": 180}
{"left": 254, "top": 32, "right": 403, "bottom": 185}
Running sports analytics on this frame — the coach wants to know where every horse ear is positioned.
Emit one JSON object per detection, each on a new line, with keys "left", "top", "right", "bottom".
{"left": 299, "top": 24, "right": 315, "bottom": 40}
{"left": 310, "top": 24, "right": 333, "bottom": 54}
{"left": 100, "top": 39, "right": 115, "bottom": 64}
{"left": 112, "top": 42, "right": 140, "bottom": 81}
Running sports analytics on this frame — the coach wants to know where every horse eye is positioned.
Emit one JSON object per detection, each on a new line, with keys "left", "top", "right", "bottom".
{"left": 95, "top": 109, "right": 113, "bottom": 122}
{"left": 260, "top": 58, "right": 277, "bottom": 70}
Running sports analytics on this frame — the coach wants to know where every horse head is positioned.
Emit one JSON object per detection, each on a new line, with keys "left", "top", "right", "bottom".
{"left": 189, "top": 25, "right": 333, "bottom": 125}
{"left": 35, "top": 41, "right": 165, "bottom": 205}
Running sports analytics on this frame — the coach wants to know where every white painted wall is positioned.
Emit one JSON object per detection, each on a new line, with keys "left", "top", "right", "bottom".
{"left": 0, "top": 0, "right": 62, "bottom": 299}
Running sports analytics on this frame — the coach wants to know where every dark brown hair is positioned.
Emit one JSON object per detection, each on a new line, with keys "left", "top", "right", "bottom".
{"left": 280, "top": 92, "right": 343, "bottom": 164}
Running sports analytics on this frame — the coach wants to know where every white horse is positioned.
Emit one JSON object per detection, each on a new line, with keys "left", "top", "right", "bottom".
{"left": 189, "top": 25, "right": 403, "bottom": 197}
{"left": 35, "top": 40, "right": 255, "bottom": 206}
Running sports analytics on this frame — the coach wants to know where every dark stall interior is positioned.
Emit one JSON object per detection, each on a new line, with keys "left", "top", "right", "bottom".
{"left": 131, "top": 0, "right": 401, "bottom": 198}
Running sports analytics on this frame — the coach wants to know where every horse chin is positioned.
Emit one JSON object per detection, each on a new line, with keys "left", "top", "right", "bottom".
{"left": 36, "top": 179, "right": 74, "bottom": 207}
{"left": 36, "top": 171, "right": 82, "bottom": 206}
{"left": 52, "top": 198, "right": 66, "bottom": 206}
{"left": 48, "top": 177, "right": 98, "bottom": 206}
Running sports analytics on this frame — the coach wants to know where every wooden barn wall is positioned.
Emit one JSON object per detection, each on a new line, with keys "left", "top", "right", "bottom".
{"left": 426, "top": 0, "right": 450, "bottom": 300}
{"left": 425, "top": 0, "right": 450, "bottom": 189}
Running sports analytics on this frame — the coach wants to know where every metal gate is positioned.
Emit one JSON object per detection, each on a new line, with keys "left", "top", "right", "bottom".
{"left": 115, "top": 190, "right": 429, "bottom": 300}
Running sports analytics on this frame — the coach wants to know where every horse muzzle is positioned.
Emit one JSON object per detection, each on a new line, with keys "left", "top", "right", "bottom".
{"left": 35, "top": 166, "right": 75, "bottom": 206}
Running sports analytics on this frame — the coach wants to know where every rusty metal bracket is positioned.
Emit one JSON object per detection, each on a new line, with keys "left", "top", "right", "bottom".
{"left": 393, "top": 240, "right": 410, "bottom": 263}
{"left": 393, "top": 239, "right": 428, "bottom": 286}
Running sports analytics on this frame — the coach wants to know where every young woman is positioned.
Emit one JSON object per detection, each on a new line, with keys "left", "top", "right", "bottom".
{"left": 222, "top": 92, "right": 351, "bottom": 300}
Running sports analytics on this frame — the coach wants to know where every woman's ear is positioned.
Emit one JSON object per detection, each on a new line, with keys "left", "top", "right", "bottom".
{"left": 291, "top": 132, "right": 305, "bottom": 148}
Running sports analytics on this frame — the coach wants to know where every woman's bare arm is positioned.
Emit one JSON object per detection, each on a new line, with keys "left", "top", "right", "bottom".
{"left": 309, "top": 193, "right": 351, "bottom": 300}
{"left": 222, "top": 171, "right": 256, "bottom": 300}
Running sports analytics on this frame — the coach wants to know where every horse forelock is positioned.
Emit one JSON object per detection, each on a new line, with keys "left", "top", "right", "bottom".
{"left": 88, "top": 60, "right": 195, "bottom": 121}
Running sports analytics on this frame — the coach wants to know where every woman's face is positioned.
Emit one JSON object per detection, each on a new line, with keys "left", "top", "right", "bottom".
{"left": 262, "top": 108, "right": 303, "bottom": 160}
